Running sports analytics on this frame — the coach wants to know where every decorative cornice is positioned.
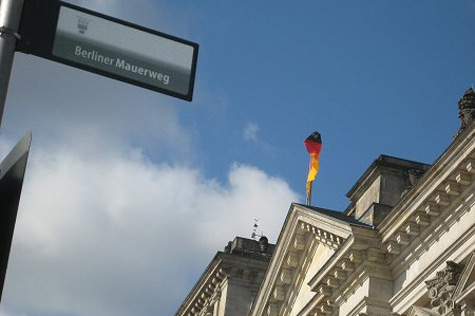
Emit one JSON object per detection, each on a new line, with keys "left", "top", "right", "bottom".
{"left": 175, "top": 247, "right": 271, "bottom": 316}
{"left": 389, "top": 222, "right": 475, "bottom": 314}
{"left": 375, "top": 122, "right": 475, "bottom": 277}
{"left": 379, "top": 120, "right": 475, "bottom": 239}
{"left": 175, "top": 258, "right": 226, "bottom": 316}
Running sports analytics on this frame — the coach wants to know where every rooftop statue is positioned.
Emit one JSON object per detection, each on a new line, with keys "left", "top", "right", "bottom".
{"left": 458, "top": 87, "right": 475, "bottom": 134}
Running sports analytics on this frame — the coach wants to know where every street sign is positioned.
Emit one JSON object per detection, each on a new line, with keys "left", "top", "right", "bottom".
{"left": 0, "top": 132, "right": 31, "bottom": 301}
{"left": 17, "top": 0, "right": 198, "bottom": 101}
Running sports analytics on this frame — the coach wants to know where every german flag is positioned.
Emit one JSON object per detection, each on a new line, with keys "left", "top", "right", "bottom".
{"left": 304, "top": 131, "right": 322, "bottom": 204}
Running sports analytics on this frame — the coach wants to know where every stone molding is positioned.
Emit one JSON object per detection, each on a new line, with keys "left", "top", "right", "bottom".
{"left": 389, "top": 223, "right": 475, "bottom": 314}
{"left": 377, "top": 122, "right": 475, "bottom": 280}
{"left": 180, "top": 264, "right": 226, "bottom": 316}
{"left": 379, "top": 120, "right": 475, "bottom": 239}
{"left": 174, "top": 244, "right": 271, "bottom": 316}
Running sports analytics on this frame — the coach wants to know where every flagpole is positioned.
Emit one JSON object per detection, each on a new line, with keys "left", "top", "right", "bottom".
{"left": 306, "top": 182, "right": 312, "bottom": 206}
{"left": 304, "top": 131, "right": 321, "bottom": 207}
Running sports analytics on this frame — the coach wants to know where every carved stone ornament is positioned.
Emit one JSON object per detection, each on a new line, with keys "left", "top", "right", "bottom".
{"left": 458, "top": 87, "right": 475, "bottom": 134}
{"left": 402, "top": 169, "right": 426, "bottom": 197}
{"left": 425, "top": 261, "right": 464, "bottom": 315}
{"left": 197, "top": 305, "right": 210, "bottom": 316}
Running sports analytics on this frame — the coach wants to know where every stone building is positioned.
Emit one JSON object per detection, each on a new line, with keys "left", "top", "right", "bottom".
{"left": 175, "top": 88, "right": 475, "bottom": 316}
{"left": 174, "top": 236, "right": 275, "bottom": 316}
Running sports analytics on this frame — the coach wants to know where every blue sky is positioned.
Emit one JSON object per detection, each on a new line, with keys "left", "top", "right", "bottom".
{"left": 181, "top": 0, "right": 474, "bottom": 210}
{"left": 0, "top": 1, "right": 474, "bottom": 316}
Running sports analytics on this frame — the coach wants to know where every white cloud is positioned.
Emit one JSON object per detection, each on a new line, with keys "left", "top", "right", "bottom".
{"left": 241, "top": 122, "right": 276, "bottom": 155}
{"left": 0, "top": 9, "right": 297, "bottom": 316}
{"left": 0, "top": 136, "right": 298, "bottom": 316}
{"left": 6, "top": 54, "right": 193, "bottom": 162}
{"left": 243, "top": 122, "right": 260, "bottom": 142}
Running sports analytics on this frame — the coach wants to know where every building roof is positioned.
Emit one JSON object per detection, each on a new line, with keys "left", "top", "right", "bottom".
{"left": 294, "top": 203, "right": 374, "bottom": 228}
{"left": 346, "top": 154, "right": 431, "bottom": 202}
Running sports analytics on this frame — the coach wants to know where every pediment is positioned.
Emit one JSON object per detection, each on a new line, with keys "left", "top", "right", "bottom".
{"left": 454, "top": 252, "right": 475, "bottom": 304}
{"left": 249, "top": 203, "right": 379, "bottom": 316}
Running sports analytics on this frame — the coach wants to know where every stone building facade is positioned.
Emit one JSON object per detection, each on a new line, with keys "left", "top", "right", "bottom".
{"left": 174, "top": 236, "right": 275, "bottom": 316}
{"left": 175, "top": 88, "right": 475, "bottom": 316}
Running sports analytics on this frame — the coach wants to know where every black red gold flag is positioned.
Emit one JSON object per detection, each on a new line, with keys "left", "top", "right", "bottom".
{"left": 304, "top": 131, "right": 322, "bottom": 205}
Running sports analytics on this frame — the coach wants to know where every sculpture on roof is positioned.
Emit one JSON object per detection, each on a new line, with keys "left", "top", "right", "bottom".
{"left": 258, "top": 236, "right": 269, "bottom": 253}
{"left": 458, "top": 87, "right": 475, "bottom": 134}
{"left": 401, "top": 169, "right": 426, "bottom": 197}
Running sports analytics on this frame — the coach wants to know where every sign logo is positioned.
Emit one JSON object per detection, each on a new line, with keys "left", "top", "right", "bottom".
{"left": 77, "top": 16, "right": 90, "bottom": 34}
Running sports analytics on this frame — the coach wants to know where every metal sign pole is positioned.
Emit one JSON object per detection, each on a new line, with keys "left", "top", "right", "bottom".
{"left": 0, "top": 0, "right": 24, "bottom": 127}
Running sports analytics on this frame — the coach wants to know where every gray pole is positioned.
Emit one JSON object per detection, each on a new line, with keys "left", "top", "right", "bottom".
{"left": 306, "top": 182, "right": 312, "bottom": 206}
{"left": 0, "top": 0, "right": 24, "bottom": 128}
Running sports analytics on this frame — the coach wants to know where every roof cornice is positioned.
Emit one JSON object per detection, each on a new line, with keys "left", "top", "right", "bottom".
{"left": 377, "top": 122, "right": 475, "bottom": 268}
{"left": 175, "top": 249, "right": 271, "bottom": 316}
{"left": 379, "top": 122, "right": 475, "bottom": 236}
